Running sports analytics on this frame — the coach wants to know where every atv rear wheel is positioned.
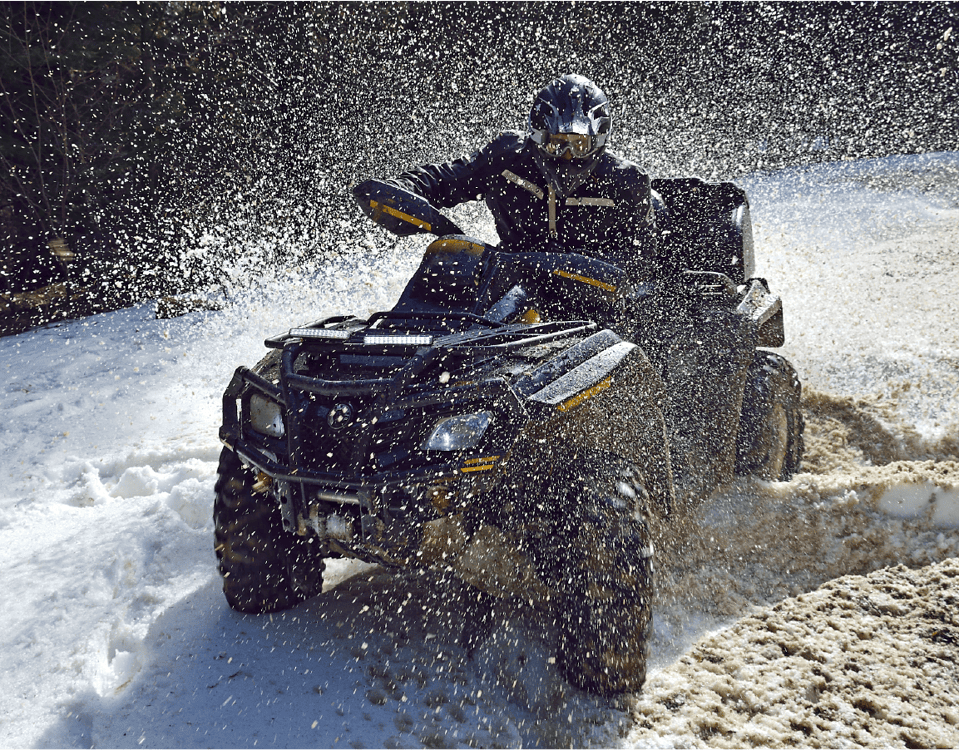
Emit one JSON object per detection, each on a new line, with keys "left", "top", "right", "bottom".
{"left": 536, "top": 453, "right": 654, "bottom": 695}
{"left": 214, "top": 447, "right": 324, "bottom": 613}
{"left": 736, "top": 351, "right": 804, "bottom": 480}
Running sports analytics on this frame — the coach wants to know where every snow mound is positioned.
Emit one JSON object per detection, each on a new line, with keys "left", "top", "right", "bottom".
{"left": 629, "top": 557, "right": 959, "bottom": 748}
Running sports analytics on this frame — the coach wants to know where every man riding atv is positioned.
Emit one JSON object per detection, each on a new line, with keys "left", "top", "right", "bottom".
{"left": 213, "top": 74, "right": 803, "bottom": 698}
{"left": 353, "top": 74, "right": 799, "bottom": 497}
{"left": 354, "top": 74, "right": 664, "bottom": 282}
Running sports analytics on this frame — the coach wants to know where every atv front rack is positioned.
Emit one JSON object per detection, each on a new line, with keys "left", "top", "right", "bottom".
{"left": 220, "top": 314, "right": 598, "bottom": 534}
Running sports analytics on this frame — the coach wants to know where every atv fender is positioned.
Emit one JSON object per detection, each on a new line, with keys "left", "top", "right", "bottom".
{"left": 509, "top": 343, "right": 675, "bottom": 519}
{"left": 737, "top": 277, "right": 785, "bottom": 347}
{"left": 557, "top": 345, "right": 675, "bottom": 518}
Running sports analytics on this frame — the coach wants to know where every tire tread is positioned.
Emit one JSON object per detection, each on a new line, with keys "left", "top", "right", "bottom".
{"left": 213, "top": 447, "right": 324, "bottom": 614}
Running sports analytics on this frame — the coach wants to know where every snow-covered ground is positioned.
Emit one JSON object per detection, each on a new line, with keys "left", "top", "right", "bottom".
{"left": 1, "top": 152, "right": 957, "bottom": 749}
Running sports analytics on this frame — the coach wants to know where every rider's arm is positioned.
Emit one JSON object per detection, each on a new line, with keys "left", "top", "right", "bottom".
{"left": 599, "top": 158, "right": 665, "bottom": 278}
{"left": 385, "top": 132, "right": 526, "bottom": 210}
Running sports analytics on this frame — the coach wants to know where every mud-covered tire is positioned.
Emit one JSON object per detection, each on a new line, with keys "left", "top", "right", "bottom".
{"left": 534, "top": 453, "right": 654, "bottom": 695}
{"left": 213, "top": 447, "right": 324, "bottom": 613}
{"left": 736, "top": 351, "right": 805, "bottom": 480}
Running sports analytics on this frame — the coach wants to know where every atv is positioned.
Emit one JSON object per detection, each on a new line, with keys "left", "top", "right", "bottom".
{"left": 213, "top": 178, "right": 804, "bottom": 695}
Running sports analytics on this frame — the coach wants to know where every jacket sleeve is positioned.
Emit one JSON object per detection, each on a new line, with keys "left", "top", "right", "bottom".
{"left": 386, "top": 132, "right": 526, "bottom": 210}
{"left": 610, "top": 160, "right": 671, "bottom": 280}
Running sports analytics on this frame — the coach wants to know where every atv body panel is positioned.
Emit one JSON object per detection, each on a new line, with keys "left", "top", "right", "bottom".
{"left": 220, "top": 311, "right": 672, "bottom": 583}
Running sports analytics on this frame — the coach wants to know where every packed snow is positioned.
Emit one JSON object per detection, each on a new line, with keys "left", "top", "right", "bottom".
{"left": 1, "top": 152, "right": 957, "bottom": 748}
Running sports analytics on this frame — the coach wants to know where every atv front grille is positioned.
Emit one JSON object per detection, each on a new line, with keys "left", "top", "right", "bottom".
{"left": 222, "top": 324, "right": 531, "bottom": 487}
{"left": 292, "top": 398, "right": 473, "bottom": 478}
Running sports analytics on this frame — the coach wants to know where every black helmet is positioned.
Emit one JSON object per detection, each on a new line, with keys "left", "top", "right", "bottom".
{"left": 528, "top": 74, "right": 612, "bottom": 197}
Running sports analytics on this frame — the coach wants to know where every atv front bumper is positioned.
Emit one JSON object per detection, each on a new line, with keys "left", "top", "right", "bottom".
{"left": 219, "top": 358, "right": 526, "bottom": 561}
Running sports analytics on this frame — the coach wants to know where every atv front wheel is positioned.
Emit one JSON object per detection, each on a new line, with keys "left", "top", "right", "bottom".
{"left": 537, "top": 453, "right": 654, "bottom": 695}
{"left": 736, "top": 351, "right": 804, "bottom": 480}
{"left": 214, "top": 447, "right": 325, "bottom": 613}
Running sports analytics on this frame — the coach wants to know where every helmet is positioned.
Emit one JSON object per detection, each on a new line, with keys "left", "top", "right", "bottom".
{"left": 528, "top": 74, "right": 612, "bottom": 197}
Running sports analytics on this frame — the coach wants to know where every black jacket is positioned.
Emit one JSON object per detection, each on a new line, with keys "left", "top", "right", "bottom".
{"left": 387, "top": 131, "right": 657, "bottom": 272}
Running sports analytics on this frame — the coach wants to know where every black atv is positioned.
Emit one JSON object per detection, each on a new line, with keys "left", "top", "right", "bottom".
{"left": 213, "top": 179, "right": 803, "bottom": 695}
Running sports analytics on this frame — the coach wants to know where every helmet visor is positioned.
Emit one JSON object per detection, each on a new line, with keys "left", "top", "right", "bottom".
{"left": 538, "top": 133, "right": 599, "bottom": 160}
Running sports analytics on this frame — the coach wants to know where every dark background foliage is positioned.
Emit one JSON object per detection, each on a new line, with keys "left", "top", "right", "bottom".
{"left": 1, "top": 1, "right": 956, "bottom": 308}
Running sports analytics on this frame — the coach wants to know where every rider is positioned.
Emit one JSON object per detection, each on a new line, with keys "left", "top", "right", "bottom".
{"left": 353, "top": 76, "right": 769, "bottom": 495}
{"left": 353, "top": 74, "right": 663, "bottom": 280}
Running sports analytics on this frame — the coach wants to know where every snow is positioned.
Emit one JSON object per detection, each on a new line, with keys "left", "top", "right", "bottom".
{"left": 1, "top": 152, "right": 958, "bottom": 748}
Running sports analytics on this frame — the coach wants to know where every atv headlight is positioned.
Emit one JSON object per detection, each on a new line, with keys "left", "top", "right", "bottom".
{"left": 421, "top": 411, "right": 493, "bottom": 451}
{"left": 249, "top": 394, "right": 285, "bottom": 438}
